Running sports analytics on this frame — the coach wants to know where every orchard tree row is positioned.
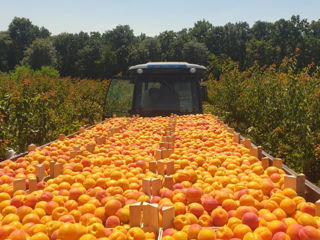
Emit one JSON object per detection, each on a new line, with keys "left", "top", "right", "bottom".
{"left": 1, "top": 16, "right": 320, "bottom": 78}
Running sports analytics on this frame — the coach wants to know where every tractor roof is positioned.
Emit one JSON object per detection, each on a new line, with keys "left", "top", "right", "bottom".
{"left": 129, "top": 62, "right": 206, "bottom": 71}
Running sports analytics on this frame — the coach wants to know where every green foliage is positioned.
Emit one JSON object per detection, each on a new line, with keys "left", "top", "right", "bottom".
{"left": 206, "top": 55, "right": 320, "bottom": 183}
{"left": 21, "top": 38, "right": 57, "bottom": 70}
{"left": 0, "top": 68, "right": 109, "bottom": 160}
{"left": 182, "top": 40, "right": 210, "bottom": 65}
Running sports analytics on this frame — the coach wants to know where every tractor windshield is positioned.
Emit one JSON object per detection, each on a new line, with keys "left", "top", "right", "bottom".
{"left": 132, "top": 73, "right": 200, "bottom": 116}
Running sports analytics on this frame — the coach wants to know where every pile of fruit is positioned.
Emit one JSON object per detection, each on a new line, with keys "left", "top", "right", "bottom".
{"left": 0, "top": 114, "right": 319, "bottom": 240}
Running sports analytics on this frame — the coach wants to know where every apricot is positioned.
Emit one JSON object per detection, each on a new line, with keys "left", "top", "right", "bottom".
{"left": 188, "top": 203, "right": 204, "bottom": 217}
{"left": 127, "top": 227, "right": 145, "bottom": 240}
{"left": 254, "top": 227, "right": 272, "bottom": 240}
{"left": 187, "top": 224, "right": 201, "bottom": 239}
{"left": 197, "top": 228, "right": 216, "bottom": 240}
{"left": 242, "top": 212, "right": 259, "bottom": 230}
{"left": 233, "top": 224, "right": 252, "bottom": 239}
{"left": 216, "top": 226, "right": 233, "bottom": 240}
{"left": 174, "top": 215, "right": 190, "bottom": 231}
{"left": 280, "top": 198, "right": 296, "bottom": 215}
{"left": 105, "top": 199, "right": 122, "bottom": 217}
{"left": 172, "top": 231, "right": 187, "bottom": 240}
{"left": 297, "top": 213, "right": 318, "bottom": 227}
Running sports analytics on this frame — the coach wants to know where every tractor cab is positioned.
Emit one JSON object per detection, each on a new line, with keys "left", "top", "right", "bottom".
{"left": 104, "top": 62, "right": 207, "bottom": 117}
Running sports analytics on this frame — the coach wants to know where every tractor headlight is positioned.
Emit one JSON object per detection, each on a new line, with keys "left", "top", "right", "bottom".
{"left": 137, "top": 68, "right": 143, "bottom": 74}
{"left": 190, "top": 68, "right": 196, "bottom": 74}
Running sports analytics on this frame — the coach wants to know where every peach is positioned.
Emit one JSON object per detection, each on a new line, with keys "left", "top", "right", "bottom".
{"left": 68, "top": 188, "right": 83, "bottom": 201}
{"left": 267, "top": 220, "right": 287, "bottom": 235}
{"left": 185, "top": 213, "right": 198, "bottom": 224}
{"left": 198, "top": 214, "right": 211, "bottom": 227}
{"left": 105, "top": 216, "right": 120, "bottom": 228}
{"left": 127, "top": 227, "right": 145, "bottom": 240}
{"left": 297, "top": 213, "right": 318, "bottom": 227}
{"left": 187, "top": 224, "right": 201, "bottom": 239}
{"left": 280, "top": 198, "right": 296, "bottom": 215}
{"left": 216, "top": 226, "right": 233, "bottom": 240}
{"left": 243, "top": 232, "right": 262, "bottom": 240}
{"left": 44, "top": 201, "right": 59, "bottom": 215}
{"left": 188, "top": 203, "right": 204, "bottom": 217}
{"left": 30, "top": 232, "right": 50, "bottom": 240}
{"left": 163, "top": 228, "right": 175, "bottom": 237}
{"left": 174, "top": 215, "right": 190, "bottom": 230}
{"left": 286, "top": 224, "right": 303, "bottom": 240}
{"left": 24, "top": 194, "right": 37, "bottom": 208}
{"left": 299, "top": 226, "right": 320, "bottom": 240}
{"left": 186, "top": 187, "right": 202, "bottom": 203}
{"left": 172, "top": 231, "right": 187, "bottom": 240}
{"left": 88, "top": 223, "right": 105, "bottom": 238}
{"left": 8, "top": 229, "right": 27, "bottom": 240}
{"left": 211, "top": 207, "right": 228, "bottom": 226}
{"left": 233, "top": 224, "right": 252, "bottom": 239}
{"left": 174, "top": 202, "right": 186, "bottom": 216}
{"left": 197, "top": 228, "right": 216, "bottom": 240}
{"left": 242, "top": 212, "right": 259, "bottom": 230}
{"left": 104, "top": 199, "right": 122, "bottom": 217}
{"left": 272, "top": 232, "right": 290, "bottom": 240}
{"left": 254, "top": 227, "right": 272, "bottom": 240}
{"left": 202, "top": 197, "right": 218, "bottom": 213}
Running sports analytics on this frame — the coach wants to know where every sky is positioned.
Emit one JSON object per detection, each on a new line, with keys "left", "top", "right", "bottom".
{"left": 0, "top": 0, "right": 319, "bottom": 36}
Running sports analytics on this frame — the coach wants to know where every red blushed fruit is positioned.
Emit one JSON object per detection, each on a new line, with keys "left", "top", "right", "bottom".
{"left": 69, "top": 188, "right": 82, "bottom": 201}
{"left": 299, "top": 226, "right": 320, "bottom": 240}
{"left": 95, "top": 189, "right": 107, "bottom": 201}
{"left": 59, "top": 215, "right": 75, "bottom": 223}
{"left": 242, "top": 212, "right": 259, "bottom": 230}
{"left": 173, "top": 183, "right": 184, "bottom": 190}
{"left": 105, "top": 216, "right": 120, "bottom": 228}
{"left": 11, "top": 195, "right": 24, "bottom": 208}
{"left": 235, "top": 189, "right": 249, "bottom": 200}
{"left": 51, "top": 230, "right": 58, "bottom": 240}
{"left": 37, "top": 181, "right": 46, "bottom": 190}
{"left": 105, "top": 229, "right": 112, "bottom": 237}
{"left": 186, "top": 187, "right": 202, "bottom": 203}
{"left": 136, "top": 160, "right": 147, "bottom": 170}
{"left": 151, "top": 196, "right": 161, "bottom": 204}
{"left": 24, "top": 194, "right": 37, "bottom": 208}
{"left": 161, "top": 190, "right": 174, "bottom": 199}
{"left": 40, "top": 191, "right": 53, "bottom": 202}
{"left": 202, "top": 197, "right": 218, "bottom": 213}
{"left": 81, "top": 158, "right": 91, "bottom": 168}
{"left": 163, "top": 228, "right": 175, "bottom": 236}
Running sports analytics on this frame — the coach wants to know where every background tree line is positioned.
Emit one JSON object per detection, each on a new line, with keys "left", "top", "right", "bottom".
{"left": 1, "top": 16, "right": 320, "bottom": 78}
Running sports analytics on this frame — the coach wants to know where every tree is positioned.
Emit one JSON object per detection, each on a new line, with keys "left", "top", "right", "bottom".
{"left": 21, "top": 38, "right": 57, "bottom": 70}
{"left": 8, "top": 17, "right": 50, "bottom": 68}
{"left": 96, "top": 44, "right": 118, "bottom": 78}
{"left": 129, "top": 37, "right": 161, "bottom": 65}
{"left": 182, "top": 40, "right": 210, "bottom": 65}
{"left": 0, "top": 31, "right": 12, "bottom": 72}
{"left": 189, "top": 20, "right": 213, "bottom": 43}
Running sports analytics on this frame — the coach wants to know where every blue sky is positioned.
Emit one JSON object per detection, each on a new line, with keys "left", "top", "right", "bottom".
{"left": 0, "top": 0, "right": 319, "bottom": 36}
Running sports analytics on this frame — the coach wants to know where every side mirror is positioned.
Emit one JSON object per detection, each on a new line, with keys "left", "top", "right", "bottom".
{"left": 200, "top": 85, "right": 208, "bottom": 101}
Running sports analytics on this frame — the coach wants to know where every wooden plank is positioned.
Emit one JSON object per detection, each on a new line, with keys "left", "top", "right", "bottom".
{"left": 154, "top": 149, "right": 162, "bottom": 160}
{"left": 162, "top": 149, "right": 170, "bottom": 159}
{"left": 143, "top": 203, "right": 159, "bottom": 234}
{"left": 142, "top": 178, "right": 151, "bottom": 196}
{"left": 164, "top": 176, "right": 174, "bottom": 190}
{"left": 166, "top": 161, "right": 175, "bottom": 175}
{"left": 86, "top": 142, "right": 95, "bottom": 153}
{"left": 151, "top": 178, "right": 162, "bottom": 196}
{"left": 59, "top": 134, "right": 65, "bottom": 141}
{"left": 227, "top": 128, "right": 234, "bottom": 134}
{"left": 261, "top": 157, "right": 269, "bottom": 169}
{"left": 297, "top": 174, "right": 306, "bottom": 198}
{"left": 162, "top": 206, "right": 175, "bottom": 229}
{"left": 157, "top": 161, "right": 165, "bottom": 176}
{"left": 35, "top": 164, "right": 46, "bottom": 182}
{"left": 233, "top": 133, "right": 240, "bottom": 144}
{"left": 273, "top": 158, "right": 282, "bottom": 169}
{"left": 28, "top": 144, "right": 36, "bottom": 152}
{"left": 284, "top": 175, "right": 296, "bottom": 190}
{"left": 149, "top": 161, "right": 157, "bottom": 173}
{"left": 241, "top": 139, "right": 251, "bottom": 149}
{"left": 129, "top": 202, "right": 142, "bottom": 227}
{"left": 79, "top": 127, "right": 85, "bottom": 133}
{"left": 53, "top": 163, "right": 63, "bottom": 178}
{"left": 28, "top": 178, "right": 37, "bottom": 193}
{"left": 50, "top": 161, "right": 55, "bottom": 178}
{"left": 13, "top": 179, "right": 26, "bottom": 192}
{"left": 316, "top": 200, "right": 320, "bottom": 217}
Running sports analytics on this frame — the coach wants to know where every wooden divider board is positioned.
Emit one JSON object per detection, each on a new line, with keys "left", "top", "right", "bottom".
{"left": 157, "top": 161, "right": 165, "bottom": 175}
{"left": 151, "top": 178, "right": 161, "bottom": 196}
{"left": 35, "top": 164, "right": 46, "bottom": 182}
{"left": 154, "top": 149, "right": 162, "bottom": 160}
{"left": 149, "top": 161, "right": 157, "bottom": 173}
{"left": 53, "top": 163, "right": 63, "bottom": 178}
{"left": 164, "top": 176, "right": 174, "bottom": 190}
{"left": 316, "top": 200, "right": 320, "bottom": 217}
{"left": 129, "top": 202, "right": 142, "bottom": 227}
{"left": 273, "top": 158, "right": 282, "bottom": 169}
{"left": 142, "top": 178, "right": 151, "bottom": 195}
{"left": 296, "top": 174, "right": 306, "bottom": 197}
{"left": 241, "top": 139, "right": 251, "bottom": 149}
{"left": 166, "top": 161, "right": 174, "bottom": 175}
{"left": 162, "top": 206, "right": 175, "bottom": 229}
{"left": 86, "top": 142, "right": 95, "bottom": 153}
{"left": 143, "top": 203, "right": 159, "bottom": 234}
{"left": 50, "top": 161, "right": 55, "bottom": 178}
{"left": 28, "top": 178, "right": 37, "bottom": 193}
{"left": 59, "top": 134, "right": 65, "bottom": 141}
{"left": 13, "top": 179, "right": 26, "bottom": 192}
{"left": 28, "top": 144, "right": 36, "bottom": 152}
{"left": 261, "top": 157, "right": 269, "bottom": 169}
{"left": 233, "top": 133, "right": 240, "bottom": 144}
